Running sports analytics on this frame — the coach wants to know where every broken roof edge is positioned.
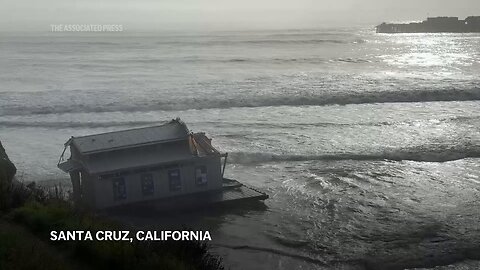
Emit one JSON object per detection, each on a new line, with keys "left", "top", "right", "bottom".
{"left": 73, "top": 137, "right": 189, "bottom": 155}
{"left": 70, "top": 118, "right": 189, "bottom": 141}
{"left": 57, "top": 158, "right": 84, "bottom": 173}
{"left": 66, "top": 118, "right": 190, "bottom": 154}
{"left": 192, "top": 132, "right": 222, "bottom": 155}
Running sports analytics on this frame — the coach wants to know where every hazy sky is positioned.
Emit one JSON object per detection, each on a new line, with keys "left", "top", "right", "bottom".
{"left": 1, "top": 0, "right": 480, "bottom": 31}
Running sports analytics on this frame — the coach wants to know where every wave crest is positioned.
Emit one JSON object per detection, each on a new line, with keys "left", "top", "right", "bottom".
{"left": 1, "top": 88, "right": 479, "bottom": 116}
{"left": 228, "top": 148, "right": 480, "bottom": 164}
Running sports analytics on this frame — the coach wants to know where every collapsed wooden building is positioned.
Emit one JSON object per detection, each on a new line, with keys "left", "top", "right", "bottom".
{"left": 58, "top": 118, "right": 267, "bottom": 210}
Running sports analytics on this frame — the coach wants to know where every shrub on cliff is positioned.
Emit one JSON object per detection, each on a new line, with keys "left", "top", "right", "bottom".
{"left": 0, "top": 141, "right": 17, "bottom": 210}
{"left": 10, "top": 201, "right": 224, "bottom": 270}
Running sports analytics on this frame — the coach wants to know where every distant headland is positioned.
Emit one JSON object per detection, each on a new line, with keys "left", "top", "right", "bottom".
{"left": 376, "top": 16, "right": 480, "bottom": 33}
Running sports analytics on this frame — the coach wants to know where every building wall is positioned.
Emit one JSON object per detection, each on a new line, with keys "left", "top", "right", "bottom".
{"left": 88, "top": 156, "right": 222, "bottom": 209}
{"left": 79, "top": 170, "right": 96, "bottom": 209}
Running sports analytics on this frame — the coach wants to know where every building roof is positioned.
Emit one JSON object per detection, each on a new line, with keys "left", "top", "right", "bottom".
{"left": 83, "top": 142, "right": 193, "bottom": 174}
{"left": 57, "top": 119, "right": 225, "bottom": 174}
{"left": 70, "top": 119, "right": 190, "bottom": 154}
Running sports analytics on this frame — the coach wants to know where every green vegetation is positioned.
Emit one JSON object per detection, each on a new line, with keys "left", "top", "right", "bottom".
{"left": 0, "top": 140, "right": 224, "bottom": 270}
{"left": 0, "top": 220, "right": 71, "bottom": 270}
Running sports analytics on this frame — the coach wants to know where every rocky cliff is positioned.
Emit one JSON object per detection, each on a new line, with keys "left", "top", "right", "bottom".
{"left": 1, "top": 141, "right": 17, "bottom": 207}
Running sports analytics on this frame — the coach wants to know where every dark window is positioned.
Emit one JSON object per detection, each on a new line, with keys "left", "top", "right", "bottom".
{"left": 168, "top": 168, "right": 182, "bottom": 192}
{"left": 195, "top": 166, "right": 208, "bottom": 186}
{"left": 141, "top": 173, "right": 154, "bottom": 196}
{"left": 112, "top": 178, "right": 126, "bottom": 201}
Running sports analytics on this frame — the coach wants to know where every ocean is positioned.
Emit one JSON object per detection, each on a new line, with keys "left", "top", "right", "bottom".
{"left": 1, "top": 27, "right": 479, "bottom": 269}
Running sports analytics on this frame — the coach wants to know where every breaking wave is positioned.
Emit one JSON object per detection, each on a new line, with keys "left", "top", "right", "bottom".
{"left": 229, "top": 148, "right": 480, "bottom": 164}
{"left": 1, "top": 115, "right": 475, "bottom": 129}
{"left": 220, "top": 57, "right": 372, "bottom": 64}
{"left": 124, "top": 56, "right": 373, "bottom": 64}
{"left": 1, "top": 88, "right": 479, "bottom": 116}
{"left": 107, "top": 56, "right": 374, "bottom": 65}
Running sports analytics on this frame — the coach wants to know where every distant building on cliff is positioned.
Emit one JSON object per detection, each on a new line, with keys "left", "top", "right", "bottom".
{"left": 377, "top": 16, "right": 480, "bottom": 33}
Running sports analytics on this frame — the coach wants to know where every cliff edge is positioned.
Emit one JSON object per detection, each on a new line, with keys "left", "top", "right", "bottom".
{"left": 0, "top": 141, "right": 16, "bottom": 183}
{"left": 0, "top": 141, "right": 17, "bottom": 208}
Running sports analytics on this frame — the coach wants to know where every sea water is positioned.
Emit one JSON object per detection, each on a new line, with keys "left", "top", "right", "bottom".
{"left": 1, "top": 28, "right": 479, "bottom": 269}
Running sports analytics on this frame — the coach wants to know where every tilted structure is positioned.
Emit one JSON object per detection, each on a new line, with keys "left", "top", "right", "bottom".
{"left": 58, "top": 119, "right": 228, "bottom": 209}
